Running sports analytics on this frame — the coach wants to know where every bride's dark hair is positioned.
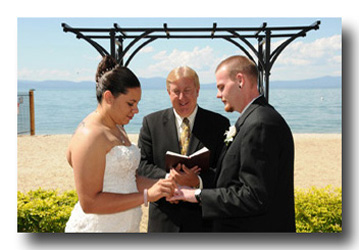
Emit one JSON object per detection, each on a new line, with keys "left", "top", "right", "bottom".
{"left": 95, "top": 55, "right": 141, "bottom": 103}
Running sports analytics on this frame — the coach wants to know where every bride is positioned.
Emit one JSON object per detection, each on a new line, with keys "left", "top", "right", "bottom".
{"left": 65, "top": 56, "right": 175, "bottom": 233}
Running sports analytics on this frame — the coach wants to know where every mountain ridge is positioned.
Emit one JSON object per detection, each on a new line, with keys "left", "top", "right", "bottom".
{"left": 18, "top": 76, "right": 341, "bottom": 90}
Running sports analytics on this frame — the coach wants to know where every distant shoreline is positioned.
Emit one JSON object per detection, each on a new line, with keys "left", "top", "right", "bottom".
{"left": 18, "top": 75, "right": 341, "bottom": 90}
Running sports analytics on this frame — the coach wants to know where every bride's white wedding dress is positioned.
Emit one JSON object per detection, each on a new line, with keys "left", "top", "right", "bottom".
{"left": 65, "top": 144, "right": 142, "bottom": 233}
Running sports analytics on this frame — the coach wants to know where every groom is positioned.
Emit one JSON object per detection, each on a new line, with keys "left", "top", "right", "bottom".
{"left": 169, "top": 55, "right": 296, "bottom": 232}
{"left": 137, "top": 66, "right": 230, "bottom": 232}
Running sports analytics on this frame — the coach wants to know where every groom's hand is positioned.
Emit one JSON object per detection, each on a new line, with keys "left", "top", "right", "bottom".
{"left": 167, "top": 186, "right": 197, "bottom": 203}
{"left": 170, "top": 164, "right": 201, "bottom": 187}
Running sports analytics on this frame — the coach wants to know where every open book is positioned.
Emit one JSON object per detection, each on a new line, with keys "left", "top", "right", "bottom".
{"left": 165, "top": 147, "right": 210, "bottom": 172}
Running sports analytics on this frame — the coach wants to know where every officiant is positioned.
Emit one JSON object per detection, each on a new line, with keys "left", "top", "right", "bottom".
{"left": 137, "top": 66, "right": 230, "bottom": 232}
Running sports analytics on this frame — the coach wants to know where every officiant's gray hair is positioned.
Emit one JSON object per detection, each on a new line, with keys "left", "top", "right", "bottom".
{"left": 166, "top": 66, "right": 200, "bottom": 90}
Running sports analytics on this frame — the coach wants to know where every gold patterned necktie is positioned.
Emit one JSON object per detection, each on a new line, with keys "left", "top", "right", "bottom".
{"left": 180, "top": 118, "right": 191, "bottom": 155}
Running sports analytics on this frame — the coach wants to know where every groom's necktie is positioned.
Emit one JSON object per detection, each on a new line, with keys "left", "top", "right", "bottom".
{"left": 180, "top": 118, "right": 190, "bottom": 155}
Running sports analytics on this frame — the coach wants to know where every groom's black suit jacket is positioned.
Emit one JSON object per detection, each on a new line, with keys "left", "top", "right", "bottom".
{"left": 201, "top": 96, "right": 296, "bottom": 232}
{"left": 137, "top": 106, "right": 230, "bottom": 232}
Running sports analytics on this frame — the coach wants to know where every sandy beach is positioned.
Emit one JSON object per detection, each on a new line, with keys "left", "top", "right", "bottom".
{"left": 17, "top": 133, "right": 342, "bottom": 232}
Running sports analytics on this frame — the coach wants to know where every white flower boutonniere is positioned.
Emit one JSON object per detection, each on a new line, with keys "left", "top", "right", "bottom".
{"left": 224, "top": 125, "right": 237, "bottom": 146}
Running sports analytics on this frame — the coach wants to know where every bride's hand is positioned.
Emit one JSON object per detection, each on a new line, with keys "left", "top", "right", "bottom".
{"left": 147, "top": 178, "right": 176, "bottom": 202}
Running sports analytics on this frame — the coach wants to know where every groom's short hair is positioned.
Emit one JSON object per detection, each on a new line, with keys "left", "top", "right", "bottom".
{"left": 166, "top": 66, "right": 200, "bottom": 90}
{"left": 216, "top": 55, "right": 258, "bottom": 83}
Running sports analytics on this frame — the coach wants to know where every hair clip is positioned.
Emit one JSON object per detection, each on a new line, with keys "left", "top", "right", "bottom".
{"left": 97, "top": 66, "right": 115, "bottom": 84}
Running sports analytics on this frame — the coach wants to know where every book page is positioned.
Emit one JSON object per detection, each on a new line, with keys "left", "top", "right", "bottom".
{"left": 189, "top": 147, "right": 208, "bottom": 158}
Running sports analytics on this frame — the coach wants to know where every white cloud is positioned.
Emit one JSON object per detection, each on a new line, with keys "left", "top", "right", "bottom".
{"left": 18, "top": 68, "right": 70, "bottom": 81}
{"left": 138, "top": 46, "right": 154, "bottom": 54}
{"left": 269, "top": 35, "right": 341, "bottom": 80}
{"left": 137, "top": 45, "right": 227, "bottom": 83}
{"left": 330, "top": 55, "right": 341, "bottom": 64}
{"left": 24, "top": 35, "right": 340, "bottom": 83}
{"left": 152, "top": 50, "right": 168, "bottom": 60}
{"left": 18, "top": 67, "right": 94, "bottom": 82}
{"left": 135, "top": 34, "right": 341, "bottom": 82}
{"left": 273, "top": 35, "right": 341, "bottom": 66}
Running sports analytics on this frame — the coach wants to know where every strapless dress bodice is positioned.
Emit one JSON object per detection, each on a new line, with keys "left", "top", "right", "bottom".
{"left": 65, "top": 144, "right": 142, "bottom": 233}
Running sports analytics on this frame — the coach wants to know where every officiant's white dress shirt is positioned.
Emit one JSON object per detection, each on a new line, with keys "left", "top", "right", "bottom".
{"left": 168, "top": 105, "right": 203, "bottom": 189}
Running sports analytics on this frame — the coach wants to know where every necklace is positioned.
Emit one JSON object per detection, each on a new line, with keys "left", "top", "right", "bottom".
{"left": 116, "top": 124, "right": 126, "bottom": 144}
{"left": 119, "top": 134, "right": 126, "bottom": 144}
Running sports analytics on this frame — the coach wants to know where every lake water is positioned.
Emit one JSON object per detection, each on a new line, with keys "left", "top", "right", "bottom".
{"left": 17, "top": 86, "right": 342, "bottom": 135}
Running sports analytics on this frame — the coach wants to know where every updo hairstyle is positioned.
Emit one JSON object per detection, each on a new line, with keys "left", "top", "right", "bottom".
{"left": 95, "top": 55, "right": 141, "bottom": 103}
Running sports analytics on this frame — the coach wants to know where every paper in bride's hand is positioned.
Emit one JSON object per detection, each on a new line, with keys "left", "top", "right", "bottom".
{"left": 165, "top": 147, "right": 210, "bottom": 172}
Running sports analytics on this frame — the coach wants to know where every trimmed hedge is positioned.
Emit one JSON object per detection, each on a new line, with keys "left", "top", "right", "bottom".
{"left": 17, "top": 188, "right": 78, "bottom": 232}
{"left": 17, "top": 186, "right": 342, "bottom": 233}
{"left": 295, "top": 186, "right": 342, "bottom": 233}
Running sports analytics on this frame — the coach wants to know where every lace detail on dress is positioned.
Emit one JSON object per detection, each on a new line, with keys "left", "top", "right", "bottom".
{"left": 65, "top": 144, "right": 142, "bottom": 233}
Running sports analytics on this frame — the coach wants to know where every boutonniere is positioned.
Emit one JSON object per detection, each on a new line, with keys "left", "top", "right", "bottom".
{"left": 224, "top": 125, "right": 237, "bottom": 146}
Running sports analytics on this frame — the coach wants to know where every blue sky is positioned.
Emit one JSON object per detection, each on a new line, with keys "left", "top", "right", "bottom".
{"left": 18, "top": 17, "right": 341, "bottom": 84}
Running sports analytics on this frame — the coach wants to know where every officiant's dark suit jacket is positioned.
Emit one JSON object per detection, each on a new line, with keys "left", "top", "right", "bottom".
{"left": 137, "top": 106, "right": 230, "bottom": 232}
{"left": 201, "top": 96, "right": 296, "bottom": 232}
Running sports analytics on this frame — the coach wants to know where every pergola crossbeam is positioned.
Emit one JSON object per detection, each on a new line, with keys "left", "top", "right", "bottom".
{"left": 62, "top": 21, "right": 320, "bottom": 101}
